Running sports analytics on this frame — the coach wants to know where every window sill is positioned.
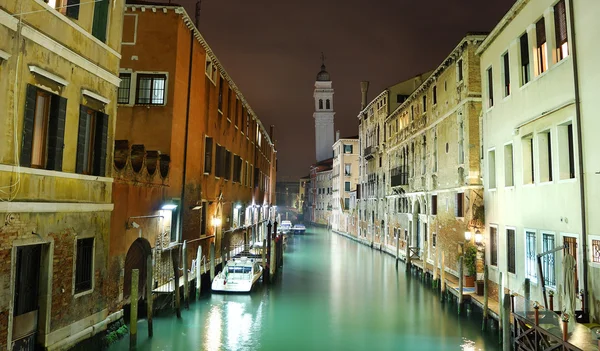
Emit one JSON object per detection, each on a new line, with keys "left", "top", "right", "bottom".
{"left": 227, "top": 118, "right": 231, "bottom": 123}
{"left": 522, "top": 183, "right": 535, "bottom": 188}
{"left": 538, "top": 180, "right": 554, "bottom": 186}
{"left": 488, "top": 187, "right": 497, "bottom": 192}
{"left": 504, "top": 185, "right": 515, "bottom": 190}
{"left": 558, "top": 177, "right": 577, "bottom": 184}
{"left": 74, "top": 288, "right": 94, "bottom": 299}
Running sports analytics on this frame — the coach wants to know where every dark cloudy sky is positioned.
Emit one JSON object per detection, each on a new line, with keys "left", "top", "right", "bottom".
{"left": 169, "top": 0, "right": 515, "bottom": 179}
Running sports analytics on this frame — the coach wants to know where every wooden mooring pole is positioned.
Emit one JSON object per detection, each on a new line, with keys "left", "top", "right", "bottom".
{"left": 502, "top": 293, "right": 511, "bottom": 351}
{"left": 172, "top": 250, "right": 181, "bottom": 318}
{"left": 183, "top": 240, "right": 189, "bottom": 309}
{"left": 196, "top": 246, "right": 202, "bottom": 299}
{"left": 395, "top": 234, "right": 400, "bottom": 269}
{"left": 482, "top": 265, "right": 489, "bottom": 331}
{"left": 524, "top": 278, "right": 530, "bottom": 310}
{"left": 458, "top": 256, "right": 464, "bottom": 315}
{"left": 210, "top": 242, "right": 215, "bottom": 281}
{"left": 498, "top": 271, "right": 503, "bottom": 345}
{"left": 130, "top": 269, "right": 139, "bottom": 349}
{"left": 146, "top": 256, "right": 153, "bottom": 338}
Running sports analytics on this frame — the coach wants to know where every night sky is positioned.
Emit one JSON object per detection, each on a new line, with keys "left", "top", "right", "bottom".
{"left": 164, "top": 0, "right": 515, "bottom": 179}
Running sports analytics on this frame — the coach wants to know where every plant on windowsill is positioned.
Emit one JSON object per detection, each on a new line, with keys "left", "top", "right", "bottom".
{"left": 463, "top": 243, "right": 478, "bottom": 288}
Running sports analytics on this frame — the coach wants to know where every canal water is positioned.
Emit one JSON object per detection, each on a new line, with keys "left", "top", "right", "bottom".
{"left": 109, "top": 226, "right": 501, "bottom": 351}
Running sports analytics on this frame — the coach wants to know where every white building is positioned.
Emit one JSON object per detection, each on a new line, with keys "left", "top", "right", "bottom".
{"left": 313, "top": 61, "right": 335, "bottom": 163}
{"left": 310, "top": 159, "right": 333, "bottom": 226}
{"left": 331, "top": 133, "right": 359, "bottom": 234}
{"left": 478, "top": 0, "right": 582, "bottom": 312}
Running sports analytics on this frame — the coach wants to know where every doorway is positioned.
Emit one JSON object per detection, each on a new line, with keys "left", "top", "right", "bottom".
{"left": 13, "top": 245, "right": 42, "bottom": 351}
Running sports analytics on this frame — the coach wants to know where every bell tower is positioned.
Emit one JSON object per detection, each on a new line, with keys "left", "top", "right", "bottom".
{"left": 313, "top": 53, "right": 335, "bottom": 162}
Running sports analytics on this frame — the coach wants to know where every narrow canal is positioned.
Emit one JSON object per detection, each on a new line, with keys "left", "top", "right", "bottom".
{"left": 109, "top": 226, "right": 501, "bottom": 351}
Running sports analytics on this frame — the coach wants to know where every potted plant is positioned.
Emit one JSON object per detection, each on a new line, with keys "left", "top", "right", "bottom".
{"left": 463, "top": 243, "right": 477, "bottom": 288}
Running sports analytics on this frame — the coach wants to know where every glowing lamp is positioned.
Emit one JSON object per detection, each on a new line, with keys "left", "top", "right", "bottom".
{"left": 212, "top": 217, "right": 222, "bottom": 227}
{"left": 161, "top": 203, "right": 177, "bottom": 210}
{"left": 475, "top": 231, "right": 483, "bottom": 245}
{"left": 464, "top": 231, "right": 472, "bottom": 241}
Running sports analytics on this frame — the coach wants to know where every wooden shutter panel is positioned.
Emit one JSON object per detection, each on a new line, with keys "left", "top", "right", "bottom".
{"left": 75, "top": 105, "right": 88, "bottom": 174}
{"left": 93, "top": 112, "right": 109, "bottom": 176}
{"left": 554, "top": 0, "right": 568, "bottom": 45}
{"left": 66, "top": 0, "right": 80, "bottom": 20}
{"left": 520, "top": 34, "right": 530, "bottom": 65}
{"left": 46, "top": 95, "right": 67, "bottom": 171}
{"left": 204, "top": 137, "right": 212, "bottom": 174}
{"left": 536, "top": 18, "right": 546, "bottom": 44}
{"left": 92, "top": 0, "right": 109, "bottom": 42}
{"left": 20, "top": 85, "right": 37, "bottom": 168}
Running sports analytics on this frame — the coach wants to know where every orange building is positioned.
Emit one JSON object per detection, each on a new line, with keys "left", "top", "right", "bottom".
{"left": 107, "top": 1, "right": 277, "bottom": 310}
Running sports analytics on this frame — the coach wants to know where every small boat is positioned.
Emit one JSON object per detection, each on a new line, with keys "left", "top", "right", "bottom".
{"left": 211, "top": 257, "right": 263, "bottom": 293}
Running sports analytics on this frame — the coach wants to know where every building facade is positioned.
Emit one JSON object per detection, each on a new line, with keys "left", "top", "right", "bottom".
{"left": 0, "top": 0, "right": 125, "bottom": 349}
{"left": 308, "top": 159, "right": 333, "bottom": 225}
{"left": 386, "top": 34, "right": 485, "bottom": 276}
{"left": 357, "top": 73, "right": 431, "bottom": 244}
{"left": 478, "top": 0, "right": 581, "bottom": 311}
{"left": 110, "top": 2, "right": 277, "bottom": 312}
{"left": 331, "top": 133, "right": 359, "bottom": 234}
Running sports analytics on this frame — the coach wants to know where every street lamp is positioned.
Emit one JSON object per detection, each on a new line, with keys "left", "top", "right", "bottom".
{"left": 464, "top": 231, "right": 472, "bottom": 242}
{"left": 474, "top": 230, "right": 483, "bottom": 245}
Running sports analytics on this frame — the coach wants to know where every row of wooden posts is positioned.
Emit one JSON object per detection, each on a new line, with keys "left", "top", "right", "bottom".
{"left": 127, "top": 221, "right": 283, "bottom": 349}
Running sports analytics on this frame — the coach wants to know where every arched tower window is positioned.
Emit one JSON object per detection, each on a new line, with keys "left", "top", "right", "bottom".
{"left": 319, "top": 99, "right": 323, "bottom": 109}
{"left": 326, "top": 99, "right": 331, "bottom": 109}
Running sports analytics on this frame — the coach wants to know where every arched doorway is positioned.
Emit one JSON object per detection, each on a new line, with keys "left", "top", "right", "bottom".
{"left": 123, "top": 238, "right": 152, "bottom": 301}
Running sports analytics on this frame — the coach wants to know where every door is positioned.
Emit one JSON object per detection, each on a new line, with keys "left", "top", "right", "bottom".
{"left": 563, "top": 236, "right": 578, "bottom": 291}
{"left": 13, "top": 245, "right": 42, "bottom": 351}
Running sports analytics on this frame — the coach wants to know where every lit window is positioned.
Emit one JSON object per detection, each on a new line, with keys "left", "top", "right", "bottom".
{"left": 554, "top": 0, "right": 569, "bottom": 61}
{"left": 536, "top": 17, "right": 548, "bottom": 75}
{"left": 136, "top": 74, "right": 166, "bottom": 105}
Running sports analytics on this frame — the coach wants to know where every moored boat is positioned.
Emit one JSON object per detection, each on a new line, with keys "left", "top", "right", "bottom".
{"left": 211, "top": 257, "right": 263, "bottom": 293}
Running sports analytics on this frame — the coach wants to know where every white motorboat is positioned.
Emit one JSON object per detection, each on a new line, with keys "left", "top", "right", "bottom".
{"left": 211, "top": 257, "right": 263, "bottom": 293}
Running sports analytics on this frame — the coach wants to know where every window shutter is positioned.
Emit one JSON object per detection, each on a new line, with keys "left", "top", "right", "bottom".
{"left": 520, "top": 34, "right": 530, "bottom": 65}
{"left": 75, "top": 105, "right": 88, "bottom": 174}
{"left": 66, "top": 0, "right": 80, "bottom": 20}
{"left": 46, "top": 95, "right": 67, "bottom": 171}
{"left": 92, "top": 0, "right": 109, "bottom": 42}
{"left": 94, "top": 112, "right": 109, "bottom": 176}
{"left": 536, "top": 18, "right": 546, "bottom": 44}
{"left": 204, "top": 137, "right": 213, "bottom": 174}
{"left": 20, "top": 85, "right": 37, "bottom": 168}
{"left": 554, "top": 0, "right": 568, "bottom": 45}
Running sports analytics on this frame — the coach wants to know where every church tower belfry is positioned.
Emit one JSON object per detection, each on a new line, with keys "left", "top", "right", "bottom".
{"left": 313, "top": 53, "right": 335, "bottom": 162}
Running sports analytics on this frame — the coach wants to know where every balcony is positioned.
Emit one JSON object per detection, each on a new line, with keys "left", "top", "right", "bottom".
{"left": 364, "top": 146, "right": 376, "bottom": 160}
{"left": 390, "top": 167, "right": 408, "bottom": 187}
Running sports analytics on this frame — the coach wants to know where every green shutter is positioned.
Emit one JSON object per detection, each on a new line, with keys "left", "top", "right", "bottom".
{"left": 20, "top": 85, "right": 37, "bottom": 168}
{"left": 46, "top": 95, "right": 67, "bottom": 171}
{"left": 66, "top": 0, "right": 80, "bottom": 20}
{"left": 92, "top": 0, "right": 109, "bottom": 42}
{"left": 75, "top": 105, "right": 87, "bottom": 174}
{"left": 93, "top": 113, "right": 109, "bottom": 176}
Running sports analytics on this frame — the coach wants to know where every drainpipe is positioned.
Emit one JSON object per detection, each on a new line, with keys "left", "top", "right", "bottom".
{"left": 178, "top": 29, "right": 195, "bottom": 243}
{"left": 567, "top": 0, "right": 589, "bottom": 316}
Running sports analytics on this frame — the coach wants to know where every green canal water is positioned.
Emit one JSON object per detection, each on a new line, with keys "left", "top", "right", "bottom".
{"left": 109, "top": 227, "right": 501, "bottom": 351}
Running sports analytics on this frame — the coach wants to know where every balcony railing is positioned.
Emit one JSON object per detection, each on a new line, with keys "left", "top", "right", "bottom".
{"left": 364, "top": 146, "right": 375, "bottom": 160}
{"left": 390, "top": 167, "right": 408, "bottom": 187}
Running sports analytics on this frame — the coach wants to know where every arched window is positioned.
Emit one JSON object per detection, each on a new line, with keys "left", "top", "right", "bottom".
{"left": 326, "top": 99, "right": 331, "bottom": 109}
{"left": 319, "top": 99, "right": 323, "bottom": 109}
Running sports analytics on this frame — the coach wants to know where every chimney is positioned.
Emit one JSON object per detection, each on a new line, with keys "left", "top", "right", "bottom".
{"left": 270, "top": 125, "right": 275, "bottom": 141}
{"left": 336, "top": 130, "right": 340, "bottom": 141}
{"left": 360, "top": 81, "right": 369, "bottom": 110}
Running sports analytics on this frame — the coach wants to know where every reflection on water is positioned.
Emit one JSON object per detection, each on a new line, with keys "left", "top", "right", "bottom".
{"left": 109, "top": 227, "right": 500, "bottom": 351}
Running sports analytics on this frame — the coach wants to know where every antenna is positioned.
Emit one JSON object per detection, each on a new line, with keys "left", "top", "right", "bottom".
{"left": 320, "top": 52, "right": 326, "bottom": 65}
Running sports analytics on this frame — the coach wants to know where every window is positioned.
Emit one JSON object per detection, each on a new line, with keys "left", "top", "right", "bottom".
{"left": 136, "top": 74, "right": 166, "bottom": 105}
{"left": 411, "top": 105, "right": 414, "bottom": 121}
{"left": 218, "top": 76, "right": 224, "bottom": 112}
{"left": 488, "top": 149, "right": 496, "bottom": 189}
{"left": 345, "top": 182, "right": 350, "bottom": 192}
{"left": 118, "top": 73, "right": 131, "bottom": 104}
{"left": 215, "top": 144, "right": 224, "bottom": 177}
{"left": 522, "top": 135, "right": 535, "bottom": 184}
{"left": 319, "top": 99, "right": 323, "bottom": 109}
{"left": 204, "top": 136, "right": 213, "bottom": 174}
{"left": 76, "top": 106, "right": 109, "bottom": 176}
{"left": 92, "top": 0, "right": 109, "bottom": 42}
{"left": 504, "top": 144, "right": 514, "bottom": 187}
{"left": 520, "top": 33, "right": 531, "bottom": 85}
{"left": 47, "top": 0, "right": 67, "bottom": 15}
{"left": 344, "top": 164, "right": 351, "bottom": 176}
{"left": 433, "top": 127, "right": 438, "bottom": 172}
{"left": 200, "top": 202, "right": 207, "bottom": 235}
{"left": 227, "top": 88, "right": 232, "bottom": 121}
{"left": 525, "top": 230, "right": 537, "bottom": 281}
{"left": 502, "top": 52, "right": 510, "bottom": 97}
{"left": 558, "top": 122, "right": 575, "bottom": 179}
{"left": 421, "top": 135, "right": 426, "bottom": 175}
{"left": 326, "top": 99, "right": 331, "bottom": 109}
{"left": 422, "top": 95, "right": 427, "bottom": 112}
{"left": 169, "top": 200, "right": 180, "bottom": 242}
{"left": 431, "top": 194, "right": 437, "bottom": 215}
{"left": 224, "top": 150, "right": 231, "bottom": 180}
{"left": 542, "top": 233, "right": 556, "bottom": 286}
{"left": 457, "top": 59, "right": 463, "bottom": 82}
{"left": 490, "top": 226, "right": 498, "bottom": 266}
{"left": 486, "top": 67, "right": 494, "bottom": 108}
{"left": 538, "top": 130, "right": 553, "bottom": 182}
{"left": 455, "top": 192, "right": 464, "bottom": 218}
{"left": 507, "top": 228, "right": 516, "bottom": 274}
{"left": 20, "top": 85, "right": 67, "bottom": 171}
{"left": 344, "top": 198, "right": 350, "bottom": 210}
{"left": 432, "top": 86, "right": 437, "bottom": 105}
{"left": 554, "top": 0, "right": 569, "bottom": 60}
{"left": 75, "top": 237, "right": 94, "bottom": 294}
{"left": 458, "top": 113, "right": 464, "bottom": 164}
{"left": 233, "top": 155, "right": 242, "bottom": 183}
{"left": 344, "top": 144, "right": 353, "bottom": 154}
{"left": 536, "top": 17, "right": 548, "bottom": 75}
{"left": 432, "top": 233, "right": 437, "bottom": 247}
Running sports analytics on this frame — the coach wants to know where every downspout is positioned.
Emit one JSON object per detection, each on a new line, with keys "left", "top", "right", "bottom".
{"left": 179, "top": 31, "right": 194, "bottom": 243}
{"left": 567, "top": 0, "right": 589, "bottom": 316}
